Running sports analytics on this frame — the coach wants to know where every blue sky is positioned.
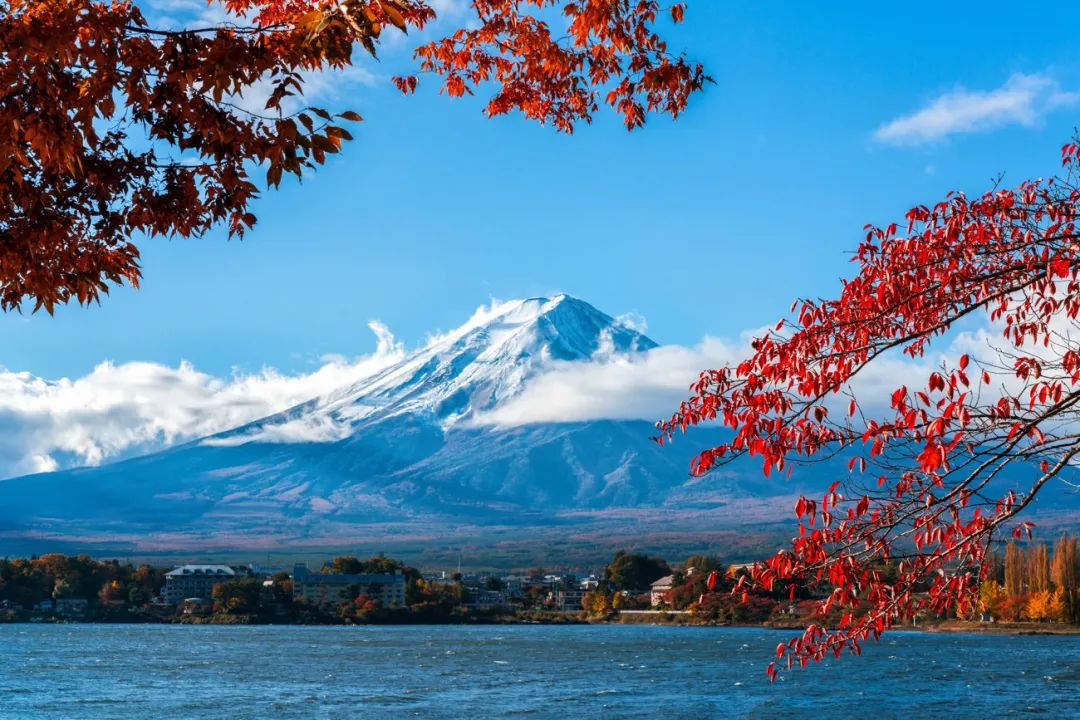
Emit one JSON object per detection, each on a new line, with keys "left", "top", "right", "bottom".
{"left": 7, "top": 4, "right": 1080, "bottom": 372}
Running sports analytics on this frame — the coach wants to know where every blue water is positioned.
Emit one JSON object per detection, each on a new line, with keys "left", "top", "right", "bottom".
{"left": 0, "top": 624, "right": 1076, "bottom": 718}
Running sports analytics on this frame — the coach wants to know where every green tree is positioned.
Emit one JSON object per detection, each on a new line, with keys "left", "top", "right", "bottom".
{"left": 603, "top": 551, "right": 671, "bottom": 592}
{"left": 269, "top": 572, "right": 294, "bottom": 605}
{"left": 684, "top": 555, "right": 723, "bottom": 574}
{"left": 212, "top": 578, "right": 263, "bottom": 614}
{"left": 127, "top": 585, "right": 150, "bottom": 607}
{"left": 325, "top": 557, "right": 364, "bottom": 575}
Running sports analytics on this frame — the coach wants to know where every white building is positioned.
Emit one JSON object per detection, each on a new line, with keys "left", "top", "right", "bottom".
{"left": 291, "top": 564, "right": 406, "bottom": 607}
{"left": 164, "top": 565, "right": 239, "bottom": 605}
{"left": 650, "top": 575, "right": 676, "bottom": 607}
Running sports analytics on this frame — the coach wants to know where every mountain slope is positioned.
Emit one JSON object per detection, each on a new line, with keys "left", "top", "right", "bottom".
{"left": 16, "top": 293, "right": 1058, "bottom": 566}
{"left": 210, "top": 294, "right": 655, "bottom": 446}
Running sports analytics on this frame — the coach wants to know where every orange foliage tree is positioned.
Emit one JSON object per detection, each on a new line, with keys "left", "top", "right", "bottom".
{"left": 660, "top": 144, "right": 1080, "bottom": 679}
{"left": 1, "top": 1, "right": 708, "bottom": 312}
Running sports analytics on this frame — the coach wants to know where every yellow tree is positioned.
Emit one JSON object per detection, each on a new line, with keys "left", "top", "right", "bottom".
{"left": 978, "top": 581, "right": 1007, "bottom": 619}
{"left": 1004, "top": 541, "right": 1025, "bottom": 597}
{"left": 584, "top": 590, "right": 613, "bottom": 616}
{"left": 1027, "top": 544, "right": 1050, "bottom": 594}
{"left": 1051, "top": 534, "right": 1079, "bottom": 623}
{"left": 1048, "top": 589, "right": 1067, "bottom": 623}
{"left": 1051, "top": 534, "right": 1077, "bottom": 589}
{"left": 1023, "top": 591, "right": 1052, "bottom": 622}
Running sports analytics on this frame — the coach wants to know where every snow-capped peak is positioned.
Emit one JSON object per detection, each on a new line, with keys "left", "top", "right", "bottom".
{"left": 207, "top": 295, "right": 656, "bottom": 445}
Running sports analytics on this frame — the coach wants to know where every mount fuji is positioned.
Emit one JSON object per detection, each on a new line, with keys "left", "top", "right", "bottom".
{"left": 0, "top": 295, "right": 821, "bottom": 566}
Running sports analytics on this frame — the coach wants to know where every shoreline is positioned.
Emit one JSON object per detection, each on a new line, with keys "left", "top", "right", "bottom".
{"left": 5, "top": 614, "right": 1080, "bottom": 636}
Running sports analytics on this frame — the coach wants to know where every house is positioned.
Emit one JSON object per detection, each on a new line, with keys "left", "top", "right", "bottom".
{"left": 463, "top": 589, "right": 510, "bottom": 610}
{"left": 163, "top": 565, "right": 240, "bottom": 605}
{"left": 579, "top": 576, "right": 600, "bottom": 591}
{"left": 553, "top": 588, "right": 587, "bottom": 611}
{"left": 291, "top": 564, "right": 406, "bottom": 607}
{"left": 650, "top": 575, "right": 676, "bottom": 607}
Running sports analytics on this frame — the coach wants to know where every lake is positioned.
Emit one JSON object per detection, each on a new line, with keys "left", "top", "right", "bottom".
{"left": 0, "top": 624, "right": 1076, "bottom": 718}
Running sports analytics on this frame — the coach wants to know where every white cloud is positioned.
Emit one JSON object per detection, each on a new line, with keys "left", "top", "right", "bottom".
{"left": 473, "top": 324, "right": 1001, "bottom": 429}
{"left": 614, "top": 312, "right": 648, "bottom": 335}
{"left": 422, "top": 297, "right": 521, "bottom": 347}
{"left": 874, "top": 73, "right": 1080, "bottom": 145}
{"left": 474, "top": 336, "right": 747, "bottom": 427}
{"left": 201, "top": 414, "right": 355, "bottom": 447}
{"left": 0, "top": 322, "right": 403, "bottom": 479}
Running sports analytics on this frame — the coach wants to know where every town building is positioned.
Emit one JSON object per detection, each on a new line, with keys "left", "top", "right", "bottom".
{"left": 553, "top": 588, "right": 587, "bottom": 611}
{"left": 462, "top": 588, "right": 510, "bottom": 610}
{"left": 291, "top": 564, "right": 406, "bottom": 607}
{"left": 163, "top": 565, "right": 239, "bottom": 605}
{"left": 650, "top": 575, "right": 676, "bottom": 607}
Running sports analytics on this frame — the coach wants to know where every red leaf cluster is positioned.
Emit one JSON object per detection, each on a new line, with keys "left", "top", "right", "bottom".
{"left": 658, "top": 142, "right": 1080, "bottom": 677}
{"left": 1, "top": 0, "right": 394, "bottom": 312}
{"left": 1, "top": 1, "right": 705, "bottom": 312}
{"left": 411, "top": 0, "right": 710, "bottom": 132}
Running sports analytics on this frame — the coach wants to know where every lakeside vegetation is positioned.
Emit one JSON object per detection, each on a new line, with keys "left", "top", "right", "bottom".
{"left": 4, "top": 540, "right": 1080, "bottom": 633}
{"left": 975, "top": 536, "right": 1080, "bottom": 624}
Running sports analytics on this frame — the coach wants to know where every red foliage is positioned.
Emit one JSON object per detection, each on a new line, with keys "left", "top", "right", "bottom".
{"left": 410, "top": 1, "right": 709, "bottom": 132}
{"left": 0, "top": 1, "right": 706, "bottom": 312}
{"left": 995, "top": 593, "right": 1028, "bottom": 622}
{"left": 695, "top": 587, "right": 777, "bottom": 624}
{"left": 658, "top": 144, "right": 1080, "bottom": 680}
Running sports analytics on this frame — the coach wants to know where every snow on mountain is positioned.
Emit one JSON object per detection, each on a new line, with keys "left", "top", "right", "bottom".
{"left": 205, "top": 294, "right": 657, "bottom": 446}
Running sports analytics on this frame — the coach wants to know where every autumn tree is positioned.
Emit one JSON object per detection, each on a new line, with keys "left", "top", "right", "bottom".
{"left": 978, "top": 579, "right": 1006, "bottom": 619}
{"left": 1027, "top": 543, "right": 1050, "bottom": 594}
{"left": 1050, "top": 533, "right": 1078, "bottom": 590}
{"left": 269, "top": 571, "right": 294, "bottom": 605}
{"left": 1051, "top": 533, "right": 1079, "bottom": 622}
{"left": 1023, "top": 588, "right": 1065, "bottom": 623}
{"left": 1004, "top": 541, "right": 1025, "bottom": 597}
{"left": 0, "top": 0, "right": 707, "bottom": 313}
{"left": 659, "top": 143, "right": 1080, "bottom": 679}
{"left": 583, "top": 588, "right": 621, "bottom": 616}
{"left": 212, "top": 577, "right": 263, "bottom": 613}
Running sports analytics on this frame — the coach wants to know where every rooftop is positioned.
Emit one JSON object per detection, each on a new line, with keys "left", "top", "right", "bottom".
{"left": 165, "top": 564, "right": 237, "bottom": 577}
